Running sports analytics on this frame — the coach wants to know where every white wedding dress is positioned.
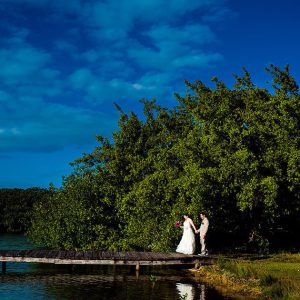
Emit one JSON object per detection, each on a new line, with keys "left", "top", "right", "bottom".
{"left": 176, "top": 220, "right": 195, "bottom": 255}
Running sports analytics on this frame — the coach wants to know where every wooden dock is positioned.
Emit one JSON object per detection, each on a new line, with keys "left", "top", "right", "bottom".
{"left": 0, "top": 250, "right": 212, "bottom": 273}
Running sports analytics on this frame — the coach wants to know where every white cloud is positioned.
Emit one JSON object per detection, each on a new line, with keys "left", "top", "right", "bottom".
{"left": 0, "top": 47, "right": 51, "bottom": 83}
{"left": 147, "top": 24, "right": 216, "bottom": 45}
{"left": 69, "top": 68, "right": 95, "bottom": 89}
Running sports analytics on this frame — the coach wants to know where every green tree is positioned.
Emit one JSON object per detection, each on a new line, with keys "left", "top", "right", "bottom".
{"left": 0, "top": 187, "right": 49, "bottom": 233}
{"left": 30, "top": 66, "right": 300, "bottom": 252}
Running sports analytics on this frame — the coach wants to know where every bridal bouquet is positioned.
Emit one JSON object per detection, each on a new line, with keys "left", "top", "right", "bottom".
{"left": 174, "top": 220, "right": 182, "bottom": 228}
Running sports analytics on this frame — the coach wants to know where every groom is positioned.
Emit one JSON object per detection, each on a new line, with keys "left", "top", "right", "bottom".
{"left": 196, "top": 212, "right": 209, "bottom": 256}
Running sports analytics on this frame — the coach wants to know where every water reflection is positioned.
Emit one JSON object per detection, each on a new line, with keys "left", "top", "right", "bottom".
{"left": 200, "top": 284, "right": 206, "bottom": 300}
{"left": 176, "top": 283, "right": 208, "bottom": 300}
{"left": 0, "top": 234, "right": 34, "bottom": 250}
{"left": 1, "top": 270, "right": 229, "bottom": 300}
{"left": 0, "top": 235, "right": 229, "bottom": 299}
{"left": 176, "top": 283, "right": 195, "bottom": 300}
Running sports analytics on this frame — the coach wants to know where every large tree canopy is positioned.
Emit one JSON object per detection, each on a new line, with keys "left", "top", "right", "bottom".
{"left": 30, "top": 66, "right": 300, "bottom": 253}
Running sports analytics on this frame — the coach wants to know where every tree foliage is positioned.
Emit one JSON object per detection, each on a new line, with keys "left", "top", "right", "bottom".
{"left": 30, "top": 66, "right": 300, "bottom": 252}
{"left": 0, "top": 188, "right": 49, "bottom": 233}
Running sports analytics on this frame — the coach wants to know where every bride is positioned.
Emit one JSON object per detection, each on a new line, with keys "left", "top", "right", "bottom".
{"left": 176, "top": 214, "right": 197, "bottom": 255}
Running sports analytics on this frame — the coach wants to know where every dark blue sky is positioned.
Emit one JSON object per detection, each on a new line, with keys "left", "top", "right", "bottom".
{"left": 1, "top": 0, "right": 300, "bottom": 188}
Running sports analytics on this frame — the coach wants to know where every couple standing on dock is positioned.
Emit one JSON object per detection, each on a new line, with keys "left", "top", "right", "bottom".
{"left": 176, "top": 212, "right": 209, "bottom": 256}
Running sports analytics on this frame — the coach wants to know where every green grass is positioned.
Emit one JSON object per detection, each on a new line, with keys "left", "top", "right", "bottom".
{"left": 217, "top": 253, "right": 300, "bottom": 299}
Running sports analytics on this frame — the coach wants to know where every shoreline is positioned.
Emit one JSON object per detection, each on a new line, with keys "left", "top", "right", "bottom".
{"left": 189, "top": 253, "right": 300, "bottom": 300}
{"left": 190, "top": 265, "right": 262, "bottom": 300}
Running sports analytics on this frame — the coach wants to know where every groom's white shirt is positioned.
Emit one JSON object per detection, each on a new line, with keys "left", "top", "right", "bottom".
{"left": 199, "top": 217, "right": 209, "bottom": 236}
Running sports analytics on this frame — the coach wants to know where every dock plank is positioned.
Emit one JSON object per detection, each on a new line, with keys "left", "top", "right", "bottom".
{"left": 118, "top": 251, "right": 128, "bottom": 261}
{"left": 0, "top": 249, "right": 212, "bottom": 268}
{"left": 74, "top": 251, "right": 84, "bottom": 260}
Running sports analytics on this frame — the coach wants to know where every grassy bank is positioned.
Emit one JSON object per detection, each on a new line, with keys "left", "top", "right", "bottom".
{"left": 191, "top": 253, "right": 300, "bottom": 300}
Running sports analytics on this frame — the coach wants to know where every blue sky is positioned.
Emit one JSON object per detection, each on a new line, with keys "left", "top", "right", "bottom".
{"left": 1, "top": 0, "right": 300, "bottom": 188}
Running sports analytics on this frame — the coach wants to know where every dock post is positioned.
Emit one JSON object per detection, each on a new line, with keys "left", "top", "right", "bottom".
{"left": 135, "top": 262, "right": 140, "bottom": 271}
{"left": 194, "top": 260, "right": 201, "bottom": 269}
{"left": 2, "top": 262, "right": 6, "bottom": 274}
{"left": 135, "top": 262, "right": 140, "bottom": 279}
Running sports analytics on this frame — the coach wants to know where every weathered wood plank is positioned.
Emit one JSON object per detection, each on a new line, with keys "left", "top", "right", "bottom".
{"left": 91, "top": 250, "right": 99, "bottom": 260}
{"left": 0, "top": 256, "right": 207, "bottom": 265}
{"left": 140, "top": 252, "right": 151, "bottom": 260}
{"left": 83, "top": 251, "right": 90, "bottom": 260}
{"left": 101, "top": 251, "right": 113, "bottom": 260}
{"left": 125, "top": 251, "right": 136, "bottom": 261}
{"left": 153, "top": 252, "right": 167, "bottom": 260}
{"left": 47, "top": 250, "right": 60, "bottom": 259}
{"left": 74, "top": 251, "right": 83, "bottom": 260}
{"left": 118, "top": 251, "right": 128, "bottom": 261}
{"left": 134, "top": 251, "right": 147, "bottom": 261}
{"left": 113, "top": 251, "right": 121, "bottom": 260}
{"left": 0, "top": 249, "right": 212, "bottom": 268}
{"left": 147, "top": 251, "right": 158, "bottom": 261}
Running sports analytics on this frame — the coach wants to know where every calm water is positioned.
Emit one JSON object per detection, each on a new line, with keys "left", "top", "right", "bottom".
{"left": 0, "top": 234, "right": 231, "bottom": 300}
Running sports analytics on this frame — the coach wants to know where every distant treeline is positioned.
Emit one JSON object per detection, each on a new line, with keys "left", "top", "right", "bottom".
{"left": 0, "top": 188, "right": 49, "bottom": 233}
{"left": 29, "top": 66, "right": 300, "bottom": 253}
